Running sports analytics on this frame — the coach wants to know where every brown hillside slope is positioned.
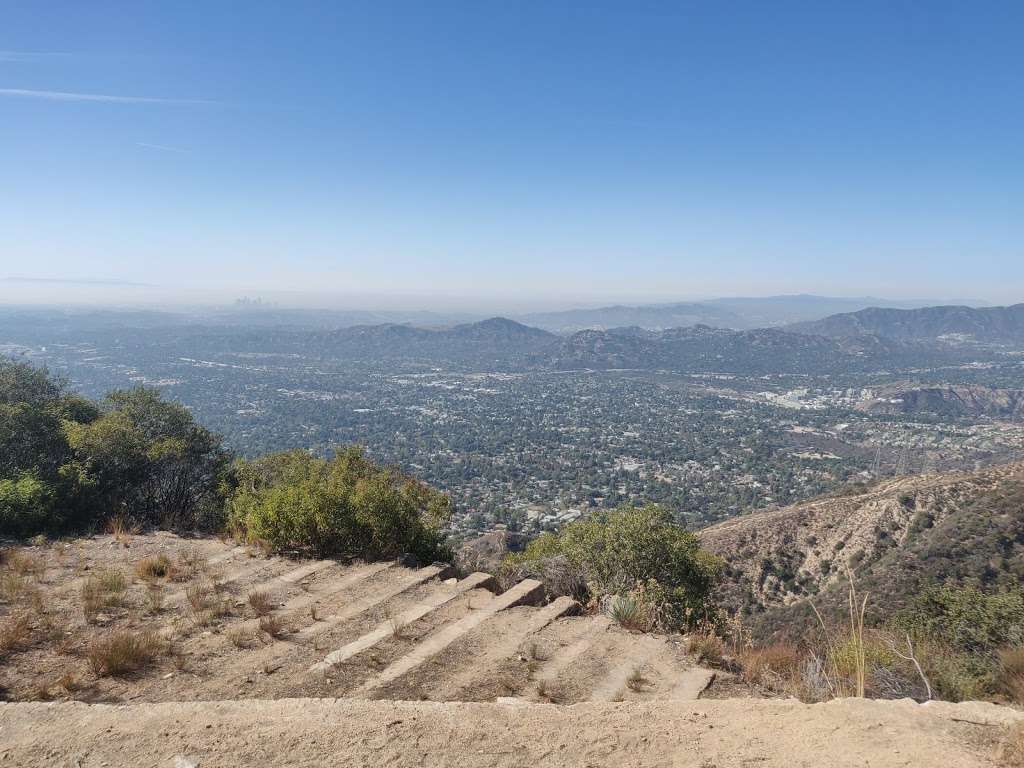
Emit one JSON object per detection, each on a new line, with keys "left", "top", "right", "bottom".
{"left": 699, "top": 461, "right": 1024, "bottom": 634}
{"left": 1, "top": 697, "right": 1022, "bottom": 768}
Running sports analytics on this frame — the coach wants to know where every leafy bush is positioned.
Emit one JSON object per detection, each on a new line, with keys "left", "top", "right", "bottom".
{"left": 503, "top": 504, "right": 723, "bottom": 630}
{"left": 0, "top": 473, "right": 55, "bottom": 538}
{"left": 225, "top": 447, "right": 451, "bottom": 561}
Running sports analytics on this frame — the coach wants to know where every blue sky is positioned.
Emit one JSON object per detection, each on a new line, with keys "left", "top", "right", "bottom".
{"left": 2, "top": 1, "right": 1023, "bottom": 308}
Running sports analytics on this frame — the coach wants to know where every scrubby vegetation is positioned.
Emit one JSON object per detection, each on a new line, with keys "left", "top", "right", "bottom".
{"left": 224, "top": 448, "right": 451, "bottom": 561}
{"left": 732, "top": 580, "right": 1024, "bottom": 704}
{"left": 0, "top": 361, "right": 452, "bottom": 566}
{"left": 502, "top": 504, "right": 723, "bottom": 631}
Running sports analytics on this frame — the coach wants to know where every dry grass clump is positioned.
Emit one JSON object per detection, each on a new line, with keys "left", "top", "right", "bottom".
{"left": 626, "top": 665, "right": 649, "bottom": 692}
{"left": 186, "top": 580, "right": 230, "bottom": 625}
{"left": 739, "top": 643, "right": 802, "bottom": 689}
{"left": 388, "top": 611, "right": 407, "bottom": 639}
{"left": 247, "top": 590, "right": 274, "bottom": 616}
{"left": 998, "top": 722, "right": 1024, "bottom": 768}
{"left": 144, "top": 583, "right": 165, "bottom": 614}
{"left": 998, "top": 647, "right": 1024, "bottom": 705}
{"left": 169, "top": 547, "right": 205, "bottom": 582}
{"left": 0, "top": 612, "right": 33, "bottom": 657}
{"left": 0, "top": 570, "right": 41, "bottom": 604}
{"left": 227, "top": 626, "right": 255, "bottom": 648}
{"left": 259, "top": 613, "right": 289, "bottom": 639}
{"left": 5, "top": 550, "right": 46, "bottom": 580}
{"left": 185, "top": 581, "right": 213, "bottom": 613}
{"left": 688, "top": 631, "right": 725, "bottom": 666}
{"left": 107, "top": 515, "right": 142, "bottom": 546}
{"left": 86, "top": 629, "right": 163, "bottom": 677}
{"left": 81, "top": 569, "right": 128, "bottom": 622}
{"left": 134, "top": 553, "right": 171, "bottom": 581}
{"left": 535, "top": 678, "right": 565, "bottom": 703}
{"left": 57, "top": 671, "right": 83, "bottom": 693}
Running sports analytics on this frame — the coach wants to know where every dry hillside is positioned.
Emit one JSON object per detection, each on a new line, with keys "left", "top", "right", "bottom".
{"left": 700, "top": 460, "right": 1024, "bottom": 635}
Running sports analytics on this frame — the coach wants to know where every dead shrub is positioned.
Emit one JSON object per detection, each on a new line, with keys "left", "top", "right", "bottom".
{"left": 86, "top": 630, "right": 163, "bottom": 676}
{"left": 626, "top": 665, "right": 649, "bottom": 692}
{"left": 740, "top": 643, "right": 802, "bottom": 688}
{"left": 247, "top": 590, "right": 274, "bottom": 616}
{"left": 134, "top": 554, "right": 171, "bottom": 581}
{"left": 185, "top": 581, "right": 213, "bottom": 614}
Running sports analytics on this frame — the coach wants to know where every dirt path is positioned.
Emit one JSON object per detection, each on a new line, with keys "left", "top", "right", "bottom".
{"left": 1, "top": 697, "right": 1019, "bottom": 767}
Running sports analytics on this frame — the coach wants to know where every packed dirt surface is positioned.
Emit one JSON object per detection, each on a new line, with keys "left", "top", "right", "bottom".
{"left": 0, "top": 532, "right": 718, "bottom": 704}
{"left": 1, "top": 696, "right": 1021, "bottom": 767}
{"left": 5, "top": 532, "right": 1023, "bottom": 767}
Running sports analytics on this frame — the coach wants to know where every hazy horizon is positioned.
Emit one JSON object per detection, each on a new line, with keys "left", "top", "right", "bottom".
{"left": 4, "top": 3, "right": 1023, "bottom": 304}
{"left": 0, "top": 277, "right": 1003, "bottom": 316}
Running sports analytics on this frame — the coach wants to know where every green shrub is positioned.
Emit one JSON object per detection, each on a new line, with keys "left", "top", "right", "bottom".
{"left": 893, "top": 585, "right": 1024, "bottom": 700}
{"left": 0, "top": 473, "right": 56, "bottom": 537}
{"left": 504, "top": 504, "right": 723, "bottom": 631}
{"left": 225, "top": 447, "right": 451, "bottom": 561}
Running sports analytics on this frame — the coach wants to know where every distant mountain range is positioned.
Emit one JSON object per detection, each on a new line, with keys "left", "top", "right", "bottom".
{"left": 516, "top": 295, "right": 990, "bottom": 332}
{"left": 4, "top": 300, "right": 1021, "bottom": 375}
{"left": 531, "top": 324, "right": 972, "bottom": 374}
{"left": 270, "top": 317, "right": 983, "bottom": 374}
{"left": 517, "top": 302, "right": 745, "bottom": 333}
{"left": 789, "top": 303, "right": 1024, "bottom": 345}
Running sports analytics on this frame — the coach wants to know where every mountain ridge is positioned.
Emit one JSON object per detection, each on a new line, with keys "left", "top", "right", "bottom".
{"left": 789, "top": 303, "right": 1024, "bottom": 345}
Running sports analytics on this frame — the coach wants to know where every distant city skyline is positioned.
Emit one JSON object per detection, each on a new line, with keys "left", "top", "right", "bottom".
{"left": 3, "top": 3, "right": 1023, "bottom": 303}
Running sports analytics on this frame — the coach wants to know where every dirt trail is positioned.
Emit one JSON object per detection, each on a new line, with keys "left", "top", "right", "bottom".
{"left": 1, "top": 697, "right": 1019, "bottom": 767}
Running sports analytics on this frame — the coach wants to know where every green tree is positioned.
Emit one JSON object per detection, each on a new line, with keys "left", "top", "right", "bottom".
{"left": 65, "top": 387, "right": 229, "bottom": 529}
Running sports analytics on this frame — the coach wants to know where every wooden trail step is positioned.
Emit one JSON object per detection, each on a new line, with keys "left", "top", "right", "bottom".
{"left": 351, "top": 578, "right": 547, "bottom": 696}
{"left": 309, "top": 571, "right": 496, "bottom": 674}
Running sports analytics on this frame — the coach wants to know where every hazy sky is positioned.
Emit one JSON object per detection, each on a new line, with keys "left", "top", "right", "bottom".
{"left": 2, "top": 2, "right": 1023, "bottom": 306}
